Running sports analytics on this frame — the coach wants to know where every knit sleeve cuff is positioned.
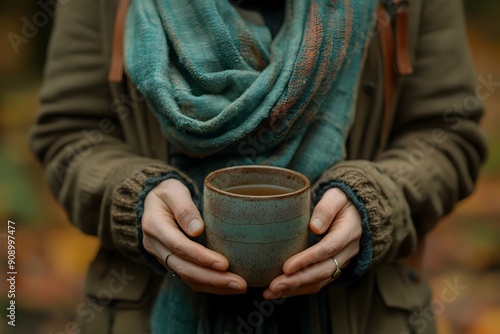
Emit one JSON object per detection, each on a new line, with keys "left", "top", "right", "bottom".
{"left": 312, "top": 160, "right": 410, "bottom": 284}
{"left": 110, "top": 163, "right": 200, "bottom": 273}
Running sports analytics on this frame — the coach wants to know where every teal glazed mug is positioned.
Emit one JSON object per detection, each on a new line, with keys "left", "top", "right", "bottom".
{"left": 203, "top": 165, "right": 311, "bottom": 287}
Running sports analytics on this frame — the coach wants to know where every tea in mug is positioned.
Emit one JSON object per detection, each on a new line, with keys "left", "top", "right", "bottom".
{"left": 224, "top": 184, "right": 293, "bottom": 196}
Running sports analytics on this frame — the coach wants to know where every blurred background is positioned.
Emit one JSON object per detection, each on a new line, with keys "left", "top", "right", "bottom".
{"left": 0, "top": 1, "right": 499, "bottom": 333}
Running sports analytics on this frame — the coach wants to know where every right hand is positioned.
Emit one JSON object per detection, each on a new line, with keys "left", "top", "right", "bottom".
{"left": 142, "top": 178, "right": 247, "bottom": 294}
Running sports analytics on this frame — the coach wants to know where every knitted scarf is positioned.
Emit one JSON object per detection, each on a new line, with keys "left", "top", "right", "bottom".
{"left": 125, "top": 0, "right": 376, "bottom": 332}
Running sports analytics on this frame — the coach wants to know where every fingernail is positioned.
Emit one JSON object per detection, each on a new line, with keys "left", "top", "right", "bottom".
{"left": 187, "top": 219, "right": 202, "bottom": 234}
{"left": 264, "top": 292, "right": 277, "bottom": 299}
{"left": 228, "top": 282, "right": 242, "bottom": 290}
{"left": 267, "top": 291, "right": 284, "bottom": 300}
{"left": 212, "top": 262, "right": 225, "bottom": 270}
{"left": 312, "top": 218, "right": 324, "bottom": 231}
{"left": 275, "top": 284, "right": 288, "bottom": 291}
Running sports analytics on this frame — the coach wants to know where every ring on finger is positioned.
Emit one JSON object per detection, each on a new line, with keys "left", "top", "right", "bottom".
{"left": 330, "top": 257, "right": 341, "bottom": 281}
{"left": 165, "top": 252, "right": 179, "bottom": 278}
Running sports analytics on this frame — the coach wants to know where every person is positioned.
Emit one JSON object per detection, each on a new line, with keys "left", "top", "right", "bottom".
{"left": 29, "top": 0, "right": 487, "bottom": 333}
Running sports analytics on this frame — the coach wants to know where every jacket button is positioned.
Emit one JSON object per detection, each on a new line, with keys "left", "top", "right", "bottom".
{"left": 407, "top": 270, "right": 418, "bottom": 282}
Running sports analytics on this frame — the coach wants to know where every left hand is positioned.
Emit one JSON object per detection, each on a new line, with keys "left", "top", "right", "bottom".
{"left": 263, "top": 187, "right": 362, "bottom": 299}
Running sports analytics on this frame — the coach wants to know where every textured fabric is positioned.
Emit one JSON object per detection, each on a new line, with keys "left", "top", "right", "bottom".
{"left": 29, "top": 0, "right": 487, "bottom": 332}
{"left": 124, "top": 0, "right": 378, "bottom": 333}
{"left": 125, "top": 0, "right": 377, "bottom": 185}
{"left": 315, "top": 160, "right": 418, "bottom": 263}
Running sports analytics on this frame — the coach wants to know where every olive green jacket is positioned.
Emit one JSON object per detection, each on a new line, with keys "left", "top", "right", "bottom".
{"left": 29, "top": 0, "right": 487, "bottom": 333}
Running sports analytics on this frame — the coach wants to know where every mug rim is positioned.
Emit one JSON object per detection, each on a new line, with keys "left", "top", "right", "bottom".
{"left": 204, "top": 165, "right": 311, "bottom": 199}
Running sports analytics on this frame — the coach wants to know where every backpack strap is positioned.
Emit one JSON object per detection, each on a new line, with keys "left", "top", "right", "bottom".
{"left": 377, "top": 0, "right": 413, "bottom": 150}
{"left": 108, "top": 0, "right": 130, "bottom": 83}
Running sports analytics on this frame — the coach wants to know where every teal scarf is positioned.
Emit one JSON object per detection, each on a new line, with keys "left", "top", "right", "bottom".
{"left": 125, "top": 0, "right": 376, "bottom": 332}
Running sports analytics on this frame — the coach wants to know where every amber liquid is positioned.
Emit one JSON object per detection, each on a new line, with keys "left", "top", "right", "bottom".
{"left": 224, "top": 184, "right": 294, "bottom": 196}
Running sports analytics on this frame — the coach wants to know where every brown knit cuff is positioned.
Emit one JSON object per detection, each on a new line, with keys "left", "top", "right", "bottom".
{"left": 313, "top": 161, "right": 410, "bottom": 263}
{"left": 110, "top": 163, "right": 198, "bottom": 263}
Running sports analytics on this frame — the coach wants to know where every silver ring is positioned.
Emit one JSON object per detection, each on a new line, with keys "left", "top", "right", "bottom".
{"left": 164, "top": 252, "right": 178, "bottom": 278}
{"left": 331, "top": 257, "right": 341, "bottom": 281}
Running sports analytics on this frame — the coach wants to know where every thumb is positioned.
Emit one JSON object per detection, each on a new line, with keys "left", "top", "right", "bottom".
{"left": 156, "top": 178, "right": 204, "bottom": 237}
{"left": 310, "top": 187, "right": 349, "bottom": 234}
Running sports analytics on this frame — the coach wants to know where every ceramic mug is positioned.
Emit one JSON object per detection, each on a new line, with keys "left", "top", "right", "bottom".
{"left": 203, "top": 165, "right": 311, "bottom": 287}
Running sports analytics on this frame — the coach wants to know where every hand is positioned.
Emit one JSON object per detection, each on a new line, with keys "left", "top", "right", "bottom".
{"left": 142, "top": 178, "right": 247, "bottom": 294}
{"left": 263, "top": 187, "right": 362, "bottom": 299}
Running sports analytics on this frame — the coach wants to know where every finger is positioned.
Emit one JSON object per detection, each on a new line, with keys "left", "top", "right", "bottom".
{"left": 264, "top": 244, "right": 359, "bottom": 299}
{"left": 263, "top": 278, "right": 332, "bottom": 299}
{"left": 283, "top": 215, "right": 361, "bottom": 275}
{"left": 155, "top": 178, "right": 205, "bottom": 237}
{"left": 168, "top": 253, "right": 248, "bottom": 294}
{"left": 142, "top": 197, "right": 229, "bottom": 270}
{"left": 268, "top": 259, "right": 334, "bottom": 293}
{"left": 267, "top": 244, "right": 355, "bottom": 294}
{"left": 146, "top": 224, "right": 230, "bottom": 271}
{"left": 187, "top": 284, "right": 248, "bottom": 296}
{"left": 310, "top": 188, "right": 349, "bottom": 234}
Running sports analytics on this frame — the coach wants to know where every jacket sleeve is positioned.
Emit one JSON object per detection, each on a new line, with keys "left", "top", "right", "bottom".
{"left": 28, "top": 0, "right": 197, "bottom": 263}
{"left": 314, "top": 0, "right": 487, "bottom": 267}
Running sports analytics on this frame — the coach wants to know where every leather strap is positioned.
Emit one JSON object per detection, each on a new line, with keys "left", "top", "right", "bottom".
{"left": 377, "top": 0, "right": 413, "bottom": 149}
{"left": 108, "top": 0, "right": 130, "bottom": 83}
{"left": 377, "top": 4, "right": 395, "bottom": 150}
{"left": 395, "top": 1, "right": 413, "bottom": 75}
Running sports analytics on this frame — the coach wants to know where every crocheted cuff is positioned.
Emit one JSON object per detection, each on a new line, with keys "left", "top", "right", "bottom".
{"left": 110, "top": 163, "right": 200, "bottom": 273}
{"left": 312, "top": 161, "right": 396, "bottom": 284}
